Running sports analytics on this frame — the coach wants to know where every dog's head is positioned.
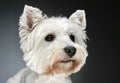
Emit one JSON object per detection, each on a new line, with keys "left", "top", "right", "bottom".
{"left": 19, "top": 5, "right": 88, "bottom": 77}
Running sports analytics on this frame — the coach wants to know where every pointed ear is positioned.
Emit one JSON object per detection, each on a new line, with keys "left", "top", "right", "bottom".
{"left": 19, "top": 5, "right": 44, "bottom": 31}
{"left": 69, "top": 10, "right": 86, "bottom": 29}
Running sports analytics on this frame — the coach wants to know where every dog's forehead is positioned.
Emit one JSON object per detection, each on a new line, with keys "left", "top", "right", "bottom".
{"left": 36, "top": 17, "right": 80, "bottom": 34}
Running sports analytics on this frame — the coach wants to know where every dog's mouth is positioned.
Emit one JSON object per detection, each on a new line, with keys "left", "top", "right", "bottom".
{"left": 60, "top": 60, "right": 74, "bottom": 63}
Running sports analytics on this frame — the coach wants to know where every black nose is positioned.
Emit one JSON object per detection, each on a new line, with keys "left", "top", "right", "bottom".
{"left": 64, "top": 46, "right": 76, "bottom": 58}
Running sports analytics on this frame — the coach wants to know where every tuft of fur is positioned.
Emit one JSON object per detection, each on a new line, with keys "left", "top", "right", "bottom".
{"left": 7, "top": 5, "right": 88, "bottom": 83}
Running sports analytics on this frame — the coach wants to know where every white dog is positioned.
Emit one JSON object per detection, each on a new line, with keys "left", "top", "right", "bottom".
{"left": 7, "top": 5, "right": 88, "bottom": 83}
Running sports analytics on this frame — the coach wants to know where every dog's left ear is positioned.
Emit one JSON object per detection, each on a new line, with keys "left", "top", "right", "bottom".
{"left": 19, "top": 5, "right": 44, "bottom": 31}
{"left": 69, "top": 10, "right": 86, "bottom": 29}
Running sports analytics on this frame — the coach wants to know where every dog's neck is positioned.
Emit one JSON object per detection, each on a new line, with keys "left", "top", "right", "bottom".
{"left": 36, "top": 75, "right": 72, "bottom": 83}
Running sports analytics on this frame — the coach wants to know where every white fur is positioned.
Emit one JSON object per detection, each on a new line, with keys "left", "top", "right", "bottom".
{"left": 7, "top": 5, "right": 88, "bottom": 83}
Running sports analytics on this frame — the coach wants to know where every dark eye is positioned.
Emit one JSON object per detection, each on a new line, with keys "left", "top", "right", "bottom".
{"left": 70, "top": 34, "right": 75, "bottom": 42}
{"left": 45, "top": 34, "right": 55, "bottom": 42}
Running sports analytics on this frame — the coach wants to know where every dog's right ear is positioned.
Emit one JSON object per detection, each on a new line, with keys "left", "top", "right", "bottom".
{"left": 19, "top": 5, "right": 44, "bottom": 31}
{"left": 69, "top": 10, "right": 86, "bottom": 29}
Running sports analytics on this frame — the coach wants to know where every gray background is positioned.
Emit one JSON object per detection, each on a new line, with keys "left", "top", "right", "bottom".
{"left": 0, "top": 0, "right": 119, "bottom": 83}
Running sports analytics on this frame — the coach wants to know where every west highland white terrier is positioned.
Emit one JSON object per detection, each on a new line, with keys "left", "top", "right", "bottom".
{"left": 7, "top": 5, "right": 88, "bottom": 83}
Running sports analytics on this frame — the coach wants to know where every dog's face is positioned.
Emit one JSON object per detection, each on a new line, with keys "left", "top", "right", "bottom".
{"left": 19, "top": 5, "right": 88, "bottom": 76}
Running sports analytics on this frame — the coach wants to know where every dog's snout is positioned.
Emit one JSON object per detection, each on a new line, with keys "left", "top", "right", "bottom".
{"left": 64, "top": 46, "right": 76, "bottom": 58}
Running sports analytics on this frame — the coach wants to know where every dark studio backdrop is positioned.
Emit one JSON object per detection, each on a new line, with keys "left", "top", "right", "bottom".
{"left": 0, "top": 0, "right": 119, "bottom": 83}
